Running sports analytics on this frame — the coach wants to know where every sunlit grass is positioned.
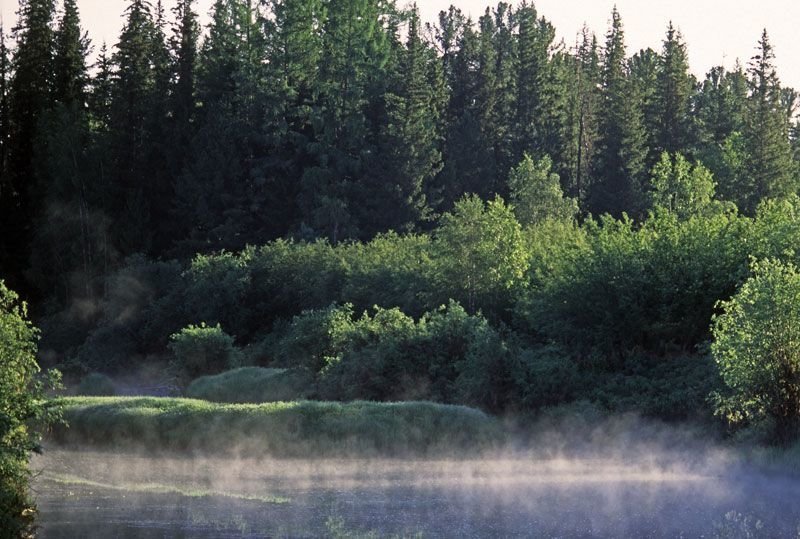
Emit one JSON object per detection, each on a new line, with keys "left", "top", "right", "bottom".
{"left": 52, "top": 397, "right": 504, "bottom": 457}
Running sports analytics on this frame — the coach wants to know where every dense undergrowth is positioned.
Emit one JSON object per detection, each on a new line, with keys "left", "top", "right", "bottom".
{"left": 43, "top": 196, "right": 800, "bottom": 428}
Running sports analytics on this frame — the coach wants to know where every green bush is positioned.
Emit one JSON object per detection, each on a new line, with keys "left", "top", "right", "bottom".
{"left": 0, "top": 281, "right": 60, "bottom": 536}
{"left": 269, "top": 304, "right": 355, "bottom": 373}
{"left": 185, "top": 367, "right": 313, "bottom": 403}
{"left": 76, "top": 372, "right": 116, "bottom": 396}
{"left": 434, "top": 195, "right": 529, "bottom": 316}
{"left": 51, "top": 397, "right": 505, "bottom": 457}
{"left": 520, "top": 210, "right": 750, "bottom": 360}
{"left": 168, "top": 323, "right": 240, "bottom": 382}
{"left": 272, "top": 301, "right": 518, "bottom": 411}
{"left": 712, "top": 258, "right": 800, "bottom": 443}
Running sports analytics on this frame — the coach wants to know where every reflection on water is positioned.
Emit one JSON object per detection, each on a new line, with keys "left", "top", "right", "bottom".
{"left": 31, "top": 450, "right": 800, "bottom": 538}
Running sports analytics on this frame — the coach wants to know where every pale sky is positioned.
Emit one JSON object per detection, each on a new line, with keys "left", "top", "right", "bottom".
{"left": 2, "top": 0, "right": 799, "bottom": 88}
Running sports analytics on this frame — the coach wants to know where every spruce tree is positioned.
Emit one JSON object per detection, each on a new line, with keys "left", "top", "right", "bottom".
{"left": 742, "top": 30, "right": 795, "bottom": 212}
{"left": 52, "top": 0, "right": 89, "bottom": 106}
{"left": 0, "top": 24, "right": 10, "bottom": 187}
{"left": 489, "top": 2, "right": 517, "bottom": 181}
{"left": 655, "top": 23, "right": 693, "bottom": 155}
{"left": 300, "top": 0, "right": 393, "bottom": 240}
{"left": 109, "top": 0, "right": 161, "bottom": 254}
{"left": 694, "top": 63, "right": 749, "bottom": 200}
{"left": 589, "top": 7, "right": 648, "bottom": 217}
{"left": 3, "top": 0, "right": 56, "bottom": 293}
{"left": 514, "top": 2, "right": 559, "bottom": 161}
{"left": 696, "top": 64, "right": 748, "bottom": 148}
{"left": 629, "top": 47, "right": 660, "bottom": 169}
{"left": 169, "top": 0, "right": 199, "bottom": 175}
{"left": 567, "top": 27, "right": 601, "bottom": 204}
{"left": 438, "top": 13, "right": 500, "bottom": 204}
{"left": 30, "top": 0, "right": 96, "bottom": 301}
{"left": 176, "top": 0, "right": 269, "bottom": 252}
{"left": 376, "top": 5, "right": 444, "bottom": 231}
{"left": 89, "top": 43, "right": 113, "bottom": 130}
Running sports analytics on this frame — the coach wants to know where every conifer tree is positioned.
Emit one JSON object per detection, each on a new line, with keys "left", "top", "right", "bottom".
{"left": 376, "top": 5, "right": 444, "bottom": 231}
{"left": 629, "top": 47, "right": 660, "bottom": 169}
{"left": 30, "top": 0, "right": 96, "bottom": 301}
{"left": 567, "top": 27, "right": 601, "bottom": 204}
{"left": 488, "top": 2, "right": 517, "bottom": 180}
{"left": 0, "top": 25, "right": 10, "bottom": 186}
{"left": 696, "top": 64, "right": 748, "bottom": 148}
{"left": 271, "top": 0, "right": 325, "bottom": 96}
{"left": 52, "top": 0, "right": 89, "bottom": 106}
{"left": 514, "top": 2, "right": 558, "bottom": 161}
{"left": 590, "top": 7, "right": 648, "bottom": 217}
{"left": 438, "top": 13, "right": 498, "bottom": 204}
{"left": 89, "top": 43, "right": 113, "bottom": 130}
{"left": 170, "top": 0, "right": 199, "bottom": 166}
{"left": 742, "top": 30, "right": 795, "bottom": 212}
{"left": 176, "top": 0, "right": 269, "bottom": 252}
{"left": 3, "top": 0, "right": 55, "bottom": 293}
{"left": 301, "top": 0, "right": 393, "bottom": 240}
{"left": 109, "top": 0, "right": 161, "bottom": 254}
{"left": 694, "top": 63, "right": 749, "bottom": 200}
{"left": 656, "top": 23, "right": 693, "bottom": 155}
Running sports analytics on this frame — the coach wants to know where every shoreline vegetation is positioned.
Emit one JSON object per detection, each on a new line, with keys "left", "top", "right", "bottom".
{"left": 6, "top": 0, "right": 800, "bottom": 533}
{"left": 50, "top": 397, "right": 505, "bottom": 457}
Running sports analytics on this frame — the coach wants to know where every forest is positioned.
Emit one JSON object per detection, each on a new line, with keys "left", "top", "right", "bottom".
{"left": 4, "top": 0, "right": 800, "bottom": 535}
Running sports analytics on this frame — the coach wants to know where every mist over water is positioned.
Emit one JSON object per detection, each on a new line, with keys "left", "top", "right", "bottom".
{"left": 30, "top": 420, "right": 800, "bottom": 538}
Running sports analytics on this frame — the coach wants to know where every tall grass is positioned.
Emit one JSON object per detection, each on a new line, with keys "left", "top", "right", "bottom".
{"left": 185, "top": 367, "right": 312, "bottom": 403}
{"left": 51, "top": 397, "right": 504, "bottom": 457}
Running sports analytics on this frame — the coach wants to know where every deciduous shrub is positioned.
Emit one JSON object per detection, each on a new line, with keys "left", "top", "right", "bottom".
{"left": 712, "top": 258, "right": 800, "bottom": 443}
{"left": 272, "top": 301, "right": 518, "bottom": 411}
{"left": 168, "top": 323, "right": 240, "bottom": 383}
{"left": 0, "top": 281, "right": 60, "bottom": 536}
{"left": 520, "top": 210, "right": 750, "bottom": 360}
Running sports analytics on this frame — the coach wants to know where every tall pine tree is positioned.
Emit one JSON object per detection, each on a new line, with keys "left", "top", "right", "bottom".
{"left": 655, "top": 23, "right": 693, "bottom": 156}
{"left": 742, "top": 30, "right": 795, "bottom": 212}
{"left": 589, "top": 7, "right": 647, "bottom": 217}
{"left": 109, "top": 0, "right": 162, "bottom": 254}
{"left": 374, "top": 5, "right": 444, "bottom": 232}
{"left": 52, "top": 0, "right": 89, "bottom": 106}
{"left": 3, "top": 0, "right": 55, "bottom": 294}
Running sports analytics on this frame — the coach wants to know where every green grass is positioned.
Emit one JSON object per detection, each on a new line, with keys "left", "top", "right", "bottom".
{"left": 185, "top": 367, "right": 312, "bottom": 403}
{"left": 51, "top": 397, "right": 504, "bottom": 457}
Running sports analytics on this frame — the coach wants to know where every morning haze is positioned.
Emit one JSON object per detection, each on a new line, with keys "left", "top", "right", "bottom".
{"left": 7, "top": 0, "right": 800, "bottom": 536}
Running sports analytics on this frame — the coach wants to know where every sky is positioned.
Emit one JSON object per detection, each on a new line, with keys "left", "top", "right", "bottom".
{"left": 2, "top": 0, "right": 800, "bottom": 88}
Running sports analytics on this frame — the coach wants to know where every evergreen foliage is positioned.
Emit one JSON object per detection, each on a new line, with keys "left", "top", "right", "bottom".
{"left": 5, "top": 1, "right": 800, "bottom": 465}
{"left": 589, "top": 7, "right": 648, "bottom": 217}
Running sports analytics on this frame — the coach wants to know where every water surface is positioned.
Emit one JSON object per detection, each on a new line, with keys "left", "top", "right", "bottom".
{"left": 32, "top": 449, "right": 800, "bottom": 538}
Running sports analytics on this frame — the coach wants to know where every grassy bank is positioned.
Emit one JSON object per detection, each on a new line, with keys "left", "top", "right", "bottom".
{"left": 50, "top": 397, "right": 504, "bottom": 457}
{"left": 185, "top": 367, "right": 312, "bottom": 403}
